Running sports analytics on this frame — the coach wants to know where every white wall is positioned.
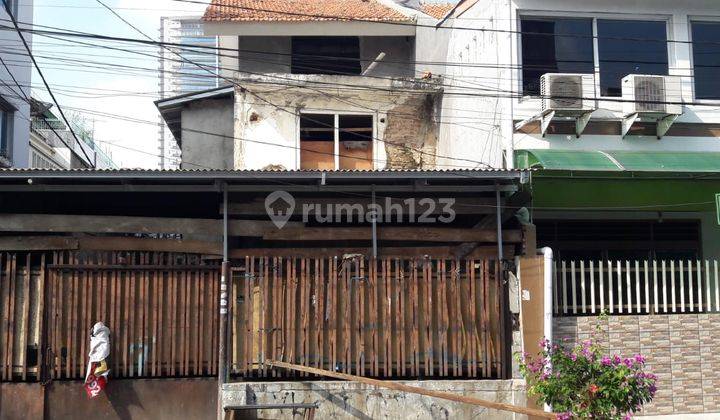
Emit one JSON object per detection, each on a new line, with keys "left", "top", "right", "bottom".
{"left": 0, "top": 0, "right": 32, "bottom": 167}
{"left": 437, "top": 0, "right": 720, "bottom": 168}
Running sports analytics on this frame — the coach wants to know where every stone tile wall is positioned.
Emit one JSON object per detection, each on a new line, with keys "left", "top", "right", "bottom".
{"left": 553, "top": 314, "right": 720, "bottom": 416}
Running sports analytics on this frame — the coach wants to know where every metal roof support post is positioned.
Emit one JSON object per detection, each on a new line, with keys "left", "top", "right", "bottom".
{"left": 218, "top": 183, "right": 229, "bottom": 420}
{"left": 371, "top": 186, "right": 378, "bottom": 259}
{"left": 496, "top": 184, "right": 503, "bottom": 262}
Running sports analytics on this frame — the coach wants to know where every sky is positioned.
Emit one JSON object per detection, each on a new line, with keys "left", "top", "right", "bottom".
{"left": 31, "top": 0, "right": 210, "bottom": 168}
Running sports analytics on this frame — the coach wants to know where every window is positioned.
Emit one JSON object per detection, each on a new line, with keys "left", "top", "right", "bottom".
{"left": 520, "top": 17, "right": 595, "bottom": 95}
{"left": 4, "top": 0, "right": 18, "bottom": 16}
{"left": 291, "top": 37, "right": 361, "bottom": 75}
{"left": 0, "top": 99, "right": 13, "bottom": 160}
{"left": 691, "top": 21, "right": 720, "bottom": 99}
{"left": 300, "top": 113, "right": 373, "bottom": 170}
{"left": 597, "top": 20, "right": 668, "bottom": 96}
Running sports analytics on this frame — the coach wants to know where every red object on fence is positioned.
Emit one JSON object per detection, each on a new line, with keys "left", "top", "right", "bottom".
{"left": 83, "top": 362, "right": 108, "bottom": 398}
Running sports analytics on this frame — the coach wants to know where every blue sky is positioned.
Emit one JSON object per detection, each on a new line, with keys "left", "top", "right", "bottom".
{"left": 32, "top": 0, "right": 209, "bottom": 167}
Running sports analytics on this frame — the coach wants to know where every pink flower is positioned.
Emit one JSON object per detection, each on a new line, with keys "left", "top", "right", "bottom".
{"left": 601, "top": 356, "right": 612, "bottom": 366}
{"left": 557, "top": 412, "right": 572, "bottom": 420}
{"left": 634, "top": 354, "right": 646, "bottom": 364}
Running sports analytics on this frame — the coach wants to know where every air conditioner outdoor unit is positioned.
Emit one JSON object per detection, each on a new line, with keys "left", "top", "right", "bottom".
{"left": 621, "top": 75, "right": 683, "bottom": 138}
{"left": 622, "top": 75, "right": 683, "bottom": 116}
{"left": 541, "top": 73, "right": 596, "bottom": 113}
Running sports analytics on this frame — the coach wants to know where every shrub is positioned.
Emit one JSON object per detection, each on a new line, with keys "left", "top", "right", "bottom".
{"left": 518, "top": 338, "right": 657, "bottom": 419}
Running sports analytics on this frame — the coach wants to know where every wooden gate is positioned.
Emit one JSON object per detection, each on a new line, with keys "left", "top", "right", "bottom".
{"left": 230, "top": 256, "right": 508, "bottom": 380}
{"left": 0, "top": 251, "right": 220, "bottom": 382}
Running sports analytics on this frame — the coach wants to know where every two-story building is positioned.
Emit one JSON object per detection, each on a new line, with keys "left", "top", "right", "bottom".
{"left": 157, "top": 0, "right": 466, "bottom": 171}
{"left": 432, "top": 0, "right": 720, "bottom": 416}
{"left": 0, "top": 0, "right": 32, "bottom": 168}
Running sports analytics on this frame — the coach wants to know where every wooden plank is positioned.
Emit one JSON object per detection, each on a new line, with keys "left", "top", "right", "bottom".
{"left": 69, "top": 254, "right": 78, "bottom": 378}
{"left": 267, "top": 360, "right": 557, "bottom": 419}
{"left": 21, "top": 255, "right": 31, "bottom": 380}
{"left": 0, "top": 213, "right": 297, "bottom": 237}
{"left": 263, "top": 227, "right": 523, "bottom": 243}
{"left": 229, "top": 246, "right": 514, "bottom": 260}
{"left": 0, "top": 236, "right": 79, "bottom": 251}
{"left": 37, "top": 254, "right": 46, "bottom": 382}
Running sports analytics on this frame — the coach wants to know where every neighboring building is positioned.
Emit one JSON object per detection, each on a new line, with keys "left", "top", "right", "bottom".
{"left": 157, "top": 0, "right": 460, "bottom": 171}
{"left": 429, "top": 0, "right": 720, "bottom": 417}
{"left": 158, "top": 16, "right": 220, "bottom": 169}
{"left": 0, "top": 0, "right": 33, "bottom": 168}
{"left": 29, "top": 99, "right": 116, "bottom": 169}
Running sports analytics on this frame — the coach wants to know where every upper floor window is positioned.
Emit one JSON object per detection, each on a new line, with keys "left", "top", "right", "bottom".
{"left": 520, "top": 16, "right": 669, "bottom": 98}
{"left": 299, "top": 113, "right": 373, "bottom": 170}
{"left": 520, "top": 17, "right": 594, "bottom": 95}
{"left": 597, "top": 20, "right": 668, "bottom": 97}
{"left": 291, "top": 37, "right": 362, "bottom": 75}
{"left": 4, "top": 0, "right": 18, "bottom": 16}
{"left": 691, "top": 21, "right": 720, "bottom": 100}
{"left": 0, "top": 97, "right": 13, "bottom": 160}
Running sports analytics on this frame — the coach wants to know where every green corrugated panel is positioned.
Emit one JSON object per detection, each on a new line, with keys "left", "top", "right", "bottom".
{"left": 609, "top": 151, "right": 720, "bottom": 173}
{"left": 515, "top": 150, "right": 621, "bottom": 171}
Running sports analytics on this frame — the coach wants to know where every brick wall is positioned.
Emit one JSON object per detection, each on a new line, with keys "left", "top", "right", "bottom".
{"left": 553, "top": 314, "right": 720, "bottom": 416}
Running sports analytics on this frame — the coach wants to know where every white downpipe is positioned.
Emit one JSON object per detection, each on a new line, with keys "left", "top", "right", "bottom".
{"left": 539, "top": 247, "right": 553, "bottom": 343}
{"left": 539, "top": 247, "right": 554, "bottom": 414}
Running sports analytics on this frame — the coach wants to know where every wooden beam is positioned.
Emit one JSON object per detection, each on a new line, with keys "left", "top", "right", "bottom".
{"left": 0, "top": 236, "right": 79, "bottom": 251}
{"left": 78, "top": 237, "right": 221, "bottom": 255}
{"left": 455, "top": 191, "right": 531, "bottom": 258}
{"left": 224, "top": 197, "right": 498, "bottom": 216}
{"left": 229, "top": 246, "right": 514, "bottom": 259}
{"left": 263, "top": 227, "right": 522, "bottom": 243}
{"left": 0, "top": 214, "right": 299, "bottom": 237}
{"left": 266, "top": 360, "right": 555, "bottom": 419}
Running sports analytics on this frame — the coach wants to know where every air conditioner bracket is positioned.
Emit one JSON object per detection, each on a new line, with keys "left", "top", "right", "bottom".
{"left": 622, "top": 113, "right": 679, "bottom": 139}
{"left": 514, "top": 109, "right": 595, "bottom": 138}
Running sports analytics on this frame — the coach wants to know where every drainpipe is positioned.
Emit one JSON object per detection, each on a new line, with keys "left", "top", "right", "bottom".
{"left": 538, "top": 247, "right": 553, "bottom": 343}
{"left": 218, "top": 183, "right": 229, "bottom": 419}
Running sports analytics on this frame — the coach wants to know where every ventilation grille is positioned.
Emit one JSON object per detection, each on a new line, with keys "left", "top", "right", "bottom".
{"left": 542, "top": 75, "right": 584, "bottom": 110}
{"left": 634, "top": 76, "right": 666, "bottom": 113}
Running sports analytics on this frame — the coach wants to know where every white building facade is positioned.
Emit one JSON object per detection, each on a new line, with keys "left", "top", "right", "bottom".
{"left": 158, "top": 16, "right": 219, "bottom": 169}
{"left": 0, "top": 0, "right": 32, "bottom": 168}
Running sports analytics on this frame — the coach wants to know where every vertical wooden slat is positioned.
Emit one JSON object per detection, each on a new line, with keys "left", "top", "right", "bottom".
{"left": 37, "top": 254, "right": 46, "bottom": 382}
{"left": 705, "top": 260, "right": 712, "bottom": 314}
{"left": 715, "top": 260, "right": 720, "bottom": 312}
{"left": 644, "top": 261, "right": 650, "bottom": 313}
{"left": 561, "top": 261, "right": 568, "bottom": 314}
{"left": 607, "top": 260, "right": 614, "bottom": 314}
{"left": 21, "top": 254, "right": 31, "bottom": 380}
{"left": 635, "top": 261, "right": 641, "bottom": 313}
{"left": 552, "top": 261, "right": 559, "bottom": 315}
{"left": 679, "top": 261, "right": 686, "bottom": 313}
{"left": 573, "top": 260, "right": 587, "bottom": 313}
{"left": 574, "top": 261, "right": 581, "bottom": 314}
{"left": 599, "top": 260, "right": 604, "bottom": 313}
{"left": 697, "top": 260, "right": 704, "bottom": 313}
{"left": 589, "top": 261, "right": 595, "bottom": 314}
{"left": 687, "top": 260, "right": 694, "bottom": 313}
{"left": 617, "top": 261, "right": 623, "bottom": 314}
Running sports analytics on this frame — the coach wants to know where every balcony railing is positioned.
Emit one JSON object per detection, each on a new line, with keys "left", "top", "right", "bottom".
{"left": 554, "top": 259, "right": 720, "bottom": 316}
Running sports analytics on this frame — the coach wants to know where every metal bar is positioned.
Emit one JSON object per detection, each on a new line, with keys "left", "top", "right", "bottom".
{"left": 495, "top": 187, "right": 503, "bottom": 263}
{"left": 218, "top": 184, "right": 229, "bottom": 419}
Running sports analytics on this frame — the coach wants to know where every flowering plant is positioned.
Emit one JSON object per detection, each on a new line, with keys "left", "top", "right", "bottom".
{"left": 518, "top": 338, "right": 657, "bottom": 419}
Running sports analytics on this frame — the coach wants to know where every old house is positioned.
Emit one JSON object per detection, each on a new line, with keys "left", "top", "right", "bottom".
{"left": 157, "top": 0, "right": 468, "bottom": 172}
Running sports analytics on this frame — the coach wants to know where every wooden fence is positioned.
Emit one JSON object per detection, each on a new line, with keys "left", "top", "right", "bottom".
{"left": 554, "top": 260, "right": 720, "bottom": 316}
{"left": 230, "top": 257, "right": 508, "bottom": 380}
{"left": 1, "top": 251, "right": 220, "bottom": 382}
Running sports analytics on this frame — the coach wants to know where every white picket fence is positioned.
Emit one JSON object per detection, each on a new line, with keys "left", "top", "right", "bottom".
{"left": 554, "top": 260, "right": 720, "bottom": 315}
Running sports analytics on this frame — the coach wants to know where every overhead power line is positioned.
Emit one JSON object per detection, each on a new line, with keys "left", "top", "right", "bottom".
{"left": 1, "top": 0, "right": 95, "bottom": 166}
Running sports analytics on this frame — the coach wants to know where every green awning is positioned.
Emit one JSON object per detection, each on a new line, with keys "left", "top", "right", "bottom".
{"left": 516, "top": 150, "right": 720, "bottom": 173}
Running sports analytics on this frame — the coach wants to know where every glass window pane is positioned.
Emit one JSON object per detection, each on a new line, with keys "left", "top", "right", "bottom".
{"left": 598, "top": 20, "right": 668, "bottom": 97}
{"left": 520, "top": 18, "right": 594, "bottom": 95}
{"left": 692, "top": 22, "right": 720, "bottom": 100}
{"left": 338, "top": 115, "right": 373, "bottom": 170}
{"left": 300, "top": 114, "right": 335, "bottom": 170}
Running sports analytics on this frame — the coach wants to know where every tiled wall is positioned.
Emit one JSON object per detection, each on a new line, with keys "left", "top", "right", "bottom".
{"left": 553, "top": 314, "right": 720, "bottom": 416}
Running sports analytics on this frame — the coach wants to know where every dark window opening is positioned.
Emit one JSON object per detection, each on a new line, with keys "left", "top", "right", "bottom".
{"left": 299, "top": 113, "right": 373, "bottom": 170}
{"left": 536, "top": 219, "right": 701, "bottom": 261}
{"left": 520, "top": 17, "right": 594, "bottom": 95}
{"left": 291, "top": 36, "right": 362, "bottom": 75}
{"left": 597, "top": 20, "right": 668, "bottom": 97}
{"left": 339, "top": 115, "right": 373, "bottom": 170}
{"left": 691, "top": 21, "right": 720, "bottom": 100}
